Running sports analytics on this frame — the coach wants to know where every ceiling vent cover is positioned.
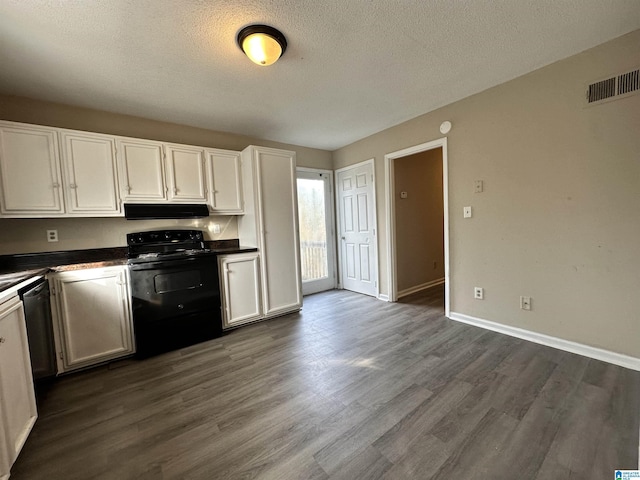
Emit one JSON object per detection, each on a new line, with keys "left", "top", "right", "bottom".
{"left": 586, "top": 67, "right": 640, "bottom": 105}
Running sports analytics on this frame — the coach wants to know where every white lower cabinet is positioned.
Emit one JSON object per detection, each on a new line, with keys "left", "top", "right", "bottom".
{"left": 50, "top": 265, "right": 134, "bottom": 373}
{"left": 219, "top": 252, "right": 262, "bottom": 329}
{"left": 0, "top": 296, "right": 37, "bottom": 480}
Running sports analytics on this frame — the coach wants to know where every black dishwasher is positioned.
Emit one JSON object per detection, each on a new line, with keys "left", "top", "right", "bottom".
{"left": 19, "top": 278, "right": 57, "bottom": 380}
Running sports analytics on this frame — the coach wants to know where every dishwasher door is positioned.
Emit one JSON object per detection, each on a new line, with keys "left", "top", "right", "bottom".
{"left": 19, "top": 278, "right": 57, "bottom": 379}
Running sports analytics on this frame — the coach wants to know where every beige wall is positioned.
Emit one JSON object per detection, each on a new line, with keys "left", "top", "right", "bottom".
{"left": 0, "top": 216, "right": 237, "bottom": 254}
{"left": 0, "top": 94, "right": 333, "bottom": 169}
{"left": 333, "top": 29, "right": 640, "bottom": 358}
{"left": 395, "top": 149, "right": 444, "bottom": 293}
{"left": 0, "top": 94, "right": 332, "bottom": 254}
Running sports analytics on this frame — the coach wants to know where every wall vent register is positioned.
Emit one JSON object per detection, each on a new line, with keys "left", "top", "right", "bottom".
{"left": 586, "top": 67, "right": 640, "bottom": 105}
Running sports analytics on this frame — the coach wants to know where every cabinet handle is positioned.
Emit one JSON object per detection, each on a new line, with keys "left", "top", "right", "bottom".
{"left": 174, "top": 188, "right": 178, "bottom": 194}
{"left": 0, "top": 337, "right": 5, "bottom": 344}
{"left": 52, "top": 183, "right": 60, "bottom": 188}
{"left": 69, "top": 183, "right": 77, "bottom": 189}
{"left": 124, "top": 185, "right": 132, "bottom": 193}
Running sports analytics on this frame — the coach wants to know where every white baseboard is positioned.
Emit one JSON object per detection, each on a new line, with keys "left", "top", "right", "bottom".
{"left": 377, "top": 293, "right": 390, "bottom": 302}
{"left": 448, "top": 311, "right": 640, "bottom": 371}
{"left": 398, "top": 278, "right": 445, "bottom": 299}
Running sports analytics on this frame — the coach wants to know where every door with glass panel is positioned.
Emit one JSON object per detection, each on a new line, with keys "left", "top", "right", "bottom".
{"left": 296, "top": 168, "right": 336, "bottom": 295}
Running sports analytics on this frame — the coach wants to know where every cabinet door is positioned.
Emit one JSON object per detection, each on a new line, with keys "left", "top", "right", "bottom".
{"left": 207, "top": 149, "right": 243, "bottom": 214}
{"left": 165, "top": 144, "right": 207, "bottom": 202}
{"left": 219, "top": 253, "right": 262, "bottom": 328}
{"left": 254, "top": 147, "right": 302, "bottom": 317}
{"left": 60, "top": 131, "right": 121, "bottom": 215}
{"left": 0, "top": 122, "right": 64, "bottom": 216}
{"left": 116, "top": 138, "right": 167, "bottom": 202}
{"left": 51, "top": 266, "right": 134, "bottom": 372}
{"left": 0, "top": 296, "right": 37, "bottom": 471}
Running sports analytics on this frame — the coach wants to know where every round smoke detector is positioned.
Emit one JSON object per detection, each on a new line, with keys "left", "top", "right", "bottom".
{"left": 440, "top": 121, "right": 452, "bottom": 134}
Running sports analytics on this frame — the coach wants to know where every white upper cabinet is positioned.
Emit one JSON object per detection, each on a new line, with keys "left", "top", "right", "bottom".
{"left": 0, "top": 120, "right": 246, "bottom": 216}
{"left": 116, "top": 137, "right": 167, "bottom": 202}
{"left": 0, "top": 122, "right": 64, "bottom": 216}
{"left": 59, "top": 130, "right": 121, "bottom": 215}
{"left": 165, "top": 144, "right": 207, "bottom": 202}
{"left": 207, "top": 149, "right": 243, "bottom": 214}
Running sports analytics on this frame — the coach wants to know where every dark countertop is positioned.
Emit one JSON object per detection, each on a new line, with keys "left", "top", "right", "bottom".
{"left": 210, "top": 246, "right": 258, "bottom": 255}
{"left": 0, "top": 268, "right": 49, "bottom": 294}
{"left": 0, "top": 240, "right": 258, "bottom": 296}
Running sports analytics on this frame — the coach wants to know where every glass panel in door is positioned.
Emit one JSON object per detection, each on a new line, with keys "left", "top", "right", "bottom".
{"left": 297, "top": 170, "right": 336, "bottom": 295}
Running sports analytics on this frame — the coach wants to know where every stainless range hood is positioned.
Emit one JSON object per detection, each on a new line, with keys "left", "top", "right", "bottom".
{"left": 124, "top": 203, "right": 210, "bottom": 220}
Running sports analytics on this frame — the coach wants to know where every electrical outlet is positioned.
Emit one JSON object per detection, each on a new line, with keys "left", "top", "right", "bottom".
{"left": 47, "top": 230, "right": 58, "bottom": 242}
{"left": 520, "top": 296, "right": 531, "bottom": 310}
{"left": 400, "top": 191, "right": 408, "bottom": 199}
{"left": 464, "top": 206, "right": 472, "bottom": 218}
{"left": 474, "top": 287, "right": 484, "bottom": 300}
{"left": 212, "top": 224, "right": 221, "bottom": 234}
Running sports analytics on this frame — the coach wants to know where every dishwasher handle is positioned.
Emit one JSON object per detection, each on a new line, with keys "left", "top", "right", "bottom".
{"left": 19, "top": 277, "right": 48, "bottom": 299}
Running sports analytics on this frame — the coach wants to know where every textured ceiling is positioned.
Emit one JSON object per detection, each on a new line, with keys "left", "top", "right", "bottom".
{"left": 1, "top": 1, "right": 639, "bottom": 150}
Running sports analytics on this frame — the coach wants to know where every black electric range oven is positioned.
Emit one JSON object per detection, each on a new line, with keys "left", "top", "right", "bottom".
{"left": 127, "top": 229, "right": 222, "bottom": 358}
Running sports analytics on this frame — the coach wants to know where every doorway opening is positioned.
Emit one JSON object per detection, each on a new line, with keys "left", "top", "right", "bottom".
{"left": 385, "top": 138, "right": 450, "bottom": 315}
{"left": 296, "top": 167, "right": 337, "bottom": 295}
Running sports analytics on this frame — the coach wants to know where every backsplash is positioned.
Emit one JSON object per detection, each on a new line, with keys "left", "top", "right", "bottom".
{"left": 0, "top": 216, "right": 238, "bottom": 255}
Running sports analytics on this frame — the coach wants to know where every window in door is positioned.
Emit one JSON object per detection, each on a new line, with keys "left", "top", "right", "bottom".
{"left": 297, "top": 169, "right": 336, "bottom": 295}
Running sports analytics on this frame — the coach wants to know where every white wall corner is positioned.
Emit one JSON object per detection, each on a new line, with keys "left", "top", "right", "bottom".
{"left": 448, "top": 312, "right": 640, "bottom": 372}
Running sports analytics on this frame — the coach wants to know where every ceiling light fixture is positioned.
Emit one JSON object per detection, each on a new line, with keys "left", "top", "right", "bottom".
{"left": 237, "top": 24, "right": 287, "bottom": 66}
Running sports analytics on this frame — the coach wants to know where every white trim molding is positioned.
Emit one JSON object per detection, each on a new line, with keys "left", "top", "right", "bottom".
{"left": 384, "top": 137, "right": 450, "bottom": 316}
{"left": 377, "top": 294, "right": 390, "bottom": 302}
{"left": 449, "top": 311, "right": 640, "bottom": 371}
{"left": 398, "top": 278, "right": 445, "bottom": 298}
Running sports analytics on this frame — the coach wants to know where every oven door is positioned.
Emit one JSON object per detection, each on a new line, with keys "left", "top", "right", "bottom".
{"left": 129, "top": 255, "right": 221, "bottom": 357}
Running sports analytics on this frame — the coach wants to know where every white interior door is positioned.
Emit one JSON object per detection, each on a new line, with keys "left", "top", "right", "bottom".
{"left": 336, "top": 160, "right": 378, "bottom": 297}
{"left": 297, "top": 168, "right": 336, "bottom": 295}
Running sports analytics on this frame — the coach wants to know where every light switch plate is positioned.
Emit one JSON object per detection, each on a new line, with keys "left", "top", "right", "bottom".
{"left": 400, "top": 191, "right": 408, "bottom": 199}
{"left": 474, "top": 180, "right": 484, "bottom": 193}
{"left": 212, "top": 224, "right": 221, "bottom": 234}
{"left": 463, "top": 206, "right": 472, "bottom": 218}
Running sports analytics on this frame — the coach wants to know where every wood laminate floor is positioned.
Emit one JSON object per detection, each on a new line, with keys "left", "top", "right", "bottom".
{"left": 11, "top": 286, "right": 640, "bottom": 479}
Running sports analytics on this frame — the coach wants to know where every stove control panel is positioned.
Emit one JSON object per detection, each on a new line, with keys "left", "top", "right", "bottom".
{"left": 127, "top": 230, "right": 204, "bottom": 245}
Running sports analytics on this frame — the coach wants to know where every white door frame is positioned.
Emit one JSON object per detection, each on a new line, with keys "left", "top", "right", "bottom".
{"left": 296, "top": 166, "right": 338, "bottom": 294}
{"left": 335, "top": 158, "right": 380, "bottom": 298}
{"left": 384, "top": 137, "right": 450, "bottom": 315}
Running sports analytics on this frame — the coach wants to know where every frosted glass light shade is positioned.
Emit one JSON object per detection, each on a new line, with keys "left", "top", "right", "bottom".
{"left": 242, "top": 33, "right": 282, "bottom": 66}
{"left": 237, "top": 25, "right": 287, "bottom": 67}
